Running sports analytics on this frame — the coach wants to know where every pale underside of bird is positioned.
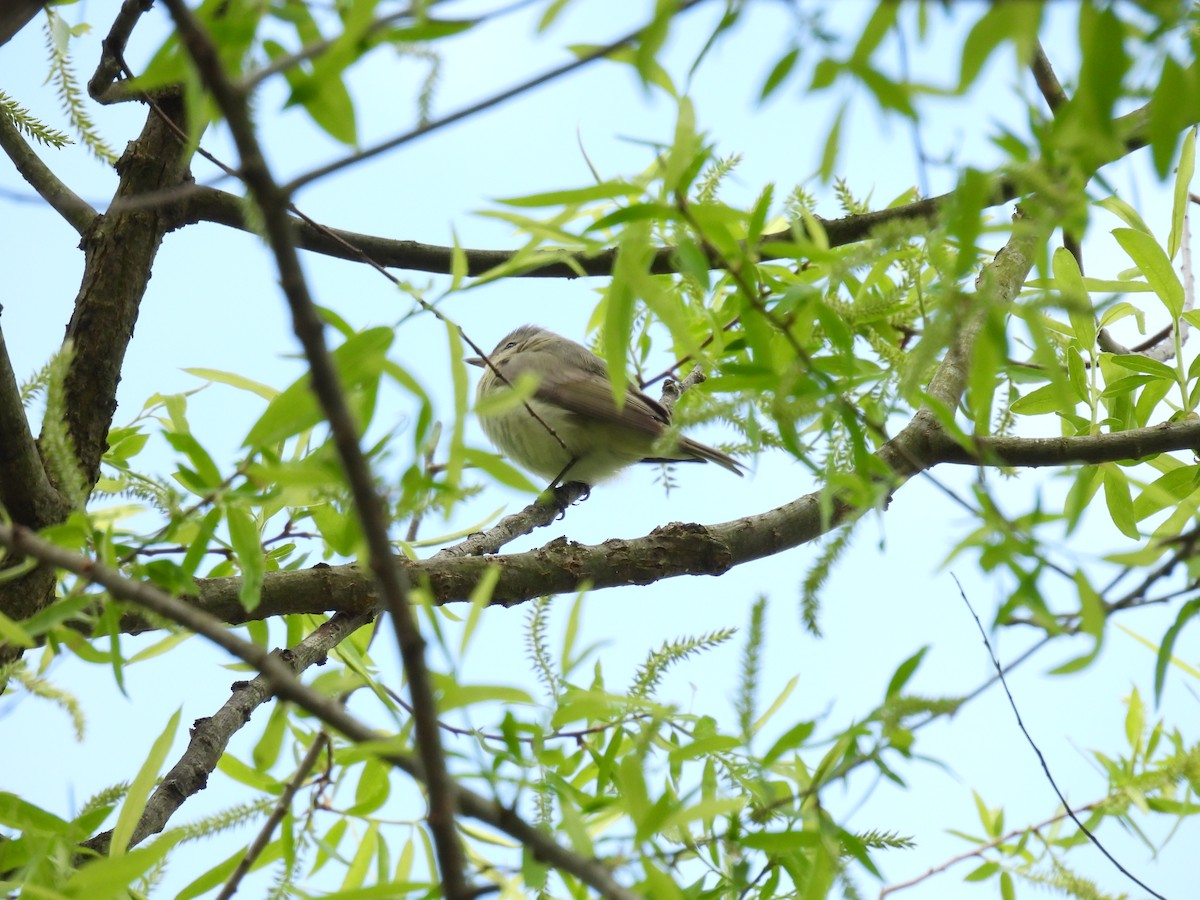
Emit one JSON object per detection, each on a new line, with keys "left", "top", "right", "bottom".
{"left": 467, "top": 325, "right": 744, "bottom": 487}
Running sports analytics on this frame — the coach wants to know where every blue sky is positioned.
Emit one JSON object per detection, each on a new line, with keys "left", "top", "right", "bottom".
{"left": 1, "top": 2, "right": 1197, "bottom": 897}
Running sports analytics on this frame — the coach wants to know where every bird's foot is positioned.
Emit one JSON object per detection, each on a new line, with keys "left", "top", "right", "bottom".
{"left": 541, "top": 481, "right": 590, "bottom": 517}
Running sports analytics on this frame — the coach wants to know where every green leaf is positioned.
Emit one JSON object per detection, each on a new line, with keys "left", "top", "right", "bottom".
{"left": 1099, "top": 301, "right": 1148, "bottom": 329}
{"left": 1102, "top": 464, "right": 1139, "bottom": 539}
{"left": 1052, "top": 247, "right": 1095, "bottom": 350}
{"left": 1112, "top": 228, "right": 1184, "bottom": 319}
{"left": 1107, "top": 353, "right": 1177, "bottom": 380}
{"left": 111, "top": 708, "right": 181, "bottom": 855}
{"left": 0, "top": 609, "right": 32, "bottom": 648}
{"left": 944, "top": 167, "right": 991, "bottom": 277}
{"left": 347, "top": 758, "right": 391, "bottom": 816}
{"left": 850, "top": 1, "right": 898, "bottom": 65}
{"left": 244, "top": 327, "right": 392, "bottom": 449}
{"left": 740, "top": 830, "right": 819, "bottom": 853}
{"left": 966, "top": 861, "right": 1000, "bottom": 881}
{"left": 586, "top": 202, "right": 680, "bottom": 233}
{"left": 1010, "top": 382, "right": 1075, "bottom": 416}
{"left": 1168, "top": 126, "right": 1196, "bottom": 259}
{"left": 885, "top": 647, "right": 927, "bottom": 698}
{"left": 752, "top": 674, "right": 798, "bottom": 734}
{"left": 1148, "top": 56, "right": 1193, "bottom": 178}
{"left": 434, "top": 678, "right": 534, "bottom": 712}
{"left": 1049, "top": 572, "right": 1105, "bottom": 674}
{"left": 660, "top": 797, "right": 745, "bottom": 831}
{"left": 849, "top": 60, "right": 915, "bottom": 118}
{"left": 663, "top": 95, "right": 699, "bottom": 193}
{"left": 667, "top": 734, "right": 741, "bottom": 764}
{"left": 252, "top": 702, "right": 289, "bottom": 772}
{"left": 604, "top": 224, "right": 651, "bottom": 405}
{"left": 163, "top": 431, "right": 223, "bottom": 490}
{"left": 1095, "top": 195, "right": 1152, "bottom": 234}
{"left": 820, "top": 101, "right": 846, "bottom": 181}
{"left": 0, "top": 792, "right": 72, "bottom": 833}
{"left": 497, "top": 181, "right": 641, "bottom": 208}
{"left": 1132, "top": 465, "right": 1200, "bottom": 521}
{"left": 460, "top": 565, "right": 501, "bottom": 655}
{"left": 618, "top": 753, "right": 651, "bottom": 829}
{"left": 66, "top": 832, "right": 184, "bottom": 894}
{"left": 1155, "top": 598, "right": 1200, "bottom": 703}
{"left": 762, "top": 719, "right": 816, "bottom": 766}
{"left": 760, "top": 47, "right": 800, "bottom": 101}
{"left": 958, "top": 3, "right": 1040, "bottom": 91}
{"left": 184, "top": 367, "right": 277, "bottom": 400}
{"left": 1125, "top": 686, "right": 1145, "bottom": 751}
{"left": 227, "top": 505, "right": 265, "bottom": 610}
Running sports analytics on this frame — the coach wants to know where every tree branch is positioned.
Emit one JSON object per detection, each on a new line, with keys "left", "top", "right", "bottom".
{"left": 938, "top": 419, "right": 1200, "bottom": 468}
{"left": 161, "top": 1, "right": 468, "bottom": 892}
{"left": 0, "top": 0, "right": 44, "bottom": 48}
{"left": 0, "top": 521, "right": 644, "bottom": 900}
{"left": 1029, "top": 41, "right": 1068, "bottom": 113}
{"left": 183, "top": 181, "right": 943, "bottom": 278}
{"left": 87, "top": 0, "right": 153, "bottom": 104}
{"left": 156, "top": 415, "right": 1200, "bottom": 634}
{"left": 1, "top": 90, "right": 195, "bottom": 645}
{"left": 0, "top": 105, "right": 96, "bottom": 233}
{"left": 0, "top": 322, "right": 64, "bottom": 528}
{"left": 179, "top": 88, "right": 1180, "bottom": 285}
{"left": 215, "top": 733, "right": 330, "bottom": 900}
{"left": 281, "top": 0, "right": 708, "bottom": 196}
{"left": 82, "top": 610, "right": 373, "bottom": 856}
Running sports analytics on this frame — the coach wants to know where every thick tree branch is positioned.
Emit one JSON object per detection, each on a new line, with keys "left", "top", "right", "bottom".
{"left": 180, "top": 91, "right": 1176, "bottom": 284}
{"left": 53, "top": 94, "right": 193, "bottom": 490}
{"left": 0, "top": 322, "right": 64, "bottom": 528}
{"left": 183, "top": 181, "right": 943, "bottom": 278}
{"left": 164, "top": 414, "right": 1200, "bottom": 633}
{"left": 1, "top": 92, "right": 195, "bottom": 644}
{"left": 0, "top": 522, "right": 644, "bottom": 900}
{"left": 939, "top": 419, "right": 1200, "bottom": 468}
{"left": 161, "top": 1, "right": 468, "bottom": 893}
{"left": 0, "top": 0, "right": 43, "bottom": 48}
{"left": 0, "top": 107, "right": 96, "bottom": 233}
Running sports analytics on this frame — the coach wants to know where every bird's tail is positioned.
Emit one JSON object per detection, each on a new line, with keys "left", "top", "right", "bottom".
{"left": 674, "top": 437, "right": 745, "bottom": 476}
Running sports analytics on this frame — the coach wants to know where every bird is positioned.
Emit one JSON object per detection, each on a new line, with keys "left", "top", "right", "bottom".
{"left": 466, "top": 325, "right": 744, "bottom": 487}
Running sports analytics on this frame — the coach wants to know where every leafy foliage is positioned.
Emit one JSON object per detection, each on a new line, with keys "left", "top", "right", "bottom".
{"left": 41, "top": 9, "right": 115, "bottom": 164}
{"left": 2, "top": 1, "right": 1200, "bottom": 899}
{"left": 0, "top": 89, "right": 71, "bottom": 149}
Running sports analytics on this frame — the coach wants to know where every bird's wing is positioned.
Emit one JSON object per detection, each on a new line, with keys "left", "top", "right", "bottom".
{"left": 525, "top": 366, "right": 670, "bottom": 436}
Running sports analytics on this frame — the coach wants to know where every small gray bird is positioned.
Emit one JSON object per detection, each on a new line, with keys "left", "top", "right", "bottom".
{"left": 467, "top": 325, "right": 744, "bottom": 486}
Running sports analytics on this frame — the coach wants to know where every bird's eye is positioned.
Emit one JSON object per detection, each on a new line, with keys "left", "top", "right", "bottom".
{"left": 504, "top": 341, "right": 517, "bottom": 350}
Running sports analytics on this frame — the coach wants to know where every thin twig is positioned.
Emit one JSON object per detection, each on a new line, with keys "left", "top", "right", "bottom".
{"left": 381, "top": 680, "right": 649, "bottom": 743}
{"left": 88, "top": 0, "right": 152, "bottom": 103}
{"left": 0, "top": 104, "right": 96, "bottom": 232}
{"left": 215, "top": 733, "right": 331, "bottom": 900}
{"left": 282, "top": 0, "right": 709, "bottom": 195}
{"left": 159, "top": 1, "right": 468, "bottom": 893}
{"left": 879, "top": 799, "right": 1100, "bottom": 897}
{"left": 952, "top": 575, "right": 1165, "bottom": 900}
{"left": 1029, "top": 41, "right": 1068, "bottom": 112}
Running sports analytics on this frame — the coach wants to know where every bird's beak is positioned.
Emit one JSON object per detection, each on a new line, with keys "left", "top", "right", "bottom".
{"left": 466, "top": 357, "right": 484, "bottom": 368}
